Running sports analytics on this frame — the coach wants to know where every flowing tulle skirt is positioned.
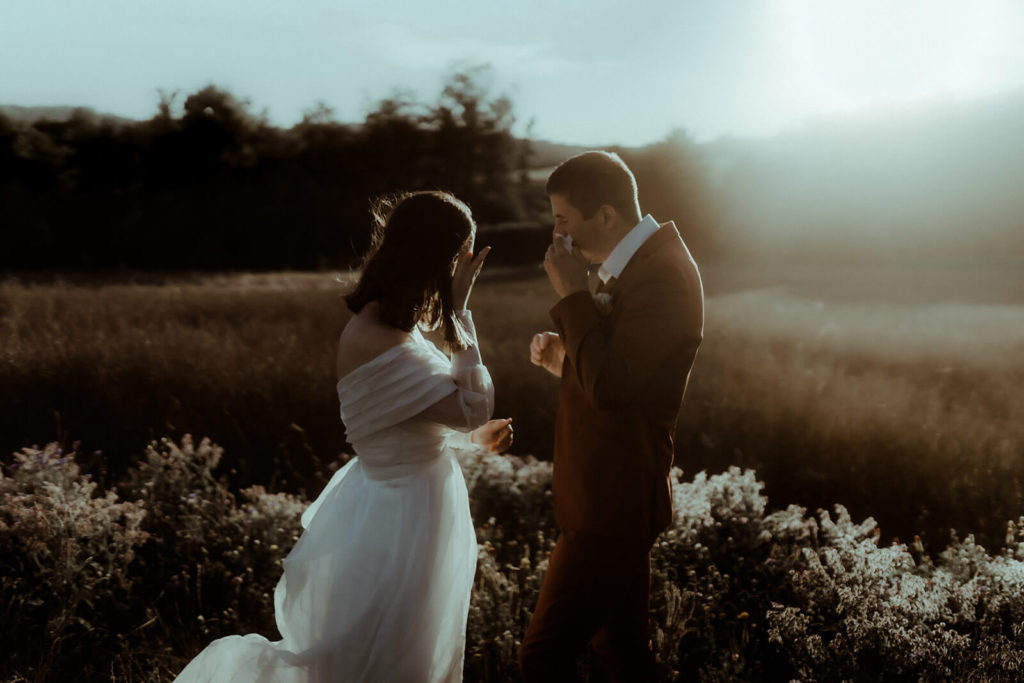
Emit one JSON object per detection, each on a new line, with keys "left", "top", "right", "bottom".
{"left": 174, "top": 451, "right": 478, "bottom": 683}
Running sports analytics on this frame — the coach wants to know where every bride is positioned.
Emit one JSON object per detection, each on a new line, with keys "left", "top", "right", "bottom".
{"left": 174, "top": 190, "right": 514, "bottom": 682}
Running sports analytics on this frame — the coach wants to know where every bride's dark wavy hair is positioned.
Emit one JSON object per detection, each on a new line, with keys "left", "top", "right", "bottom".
{"left": 345, "top": 190, "right": 476, "bottom": 350}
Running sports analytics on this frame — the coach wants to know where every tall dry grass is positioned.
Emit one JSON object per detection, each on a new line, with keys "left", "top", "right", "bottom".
{"left": 2, "top": 263, "right": 1022, "bottom": 548}
{"left": 677, "top": 285, "right": 1024, "bottom": 548}
{"left": 0, "top": 274, "right": 348, "bottom": 494}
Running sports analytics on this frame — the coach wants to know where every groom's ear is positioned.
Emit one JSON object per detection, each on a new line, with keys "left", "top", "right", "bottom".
{"left": 596, "top": 204, "right": 617, "bottom": 230}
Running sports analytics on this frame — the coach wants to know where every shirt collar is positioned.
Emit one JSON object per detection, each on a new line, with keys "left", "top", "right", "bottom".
{"left": 598, "top": 214, "right": 660, "bottom": 283}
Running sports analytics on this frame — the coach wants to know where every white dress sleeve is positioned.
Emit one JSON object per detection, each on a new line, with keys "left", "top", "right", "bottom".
{"left": 418, "top": 310, "right": 495, "bottom": 432}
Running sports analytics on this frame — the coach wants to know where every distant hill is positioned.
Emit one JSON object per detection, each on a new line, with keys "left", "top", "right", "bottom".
{"left": 524, "top": 139, "right": 591, "bottom": 168}
{"left": 697, "top": 88, "right": 1024, "bottom": 261}
{"left": 0, "top": 104, "right": 133, "bottom": 125}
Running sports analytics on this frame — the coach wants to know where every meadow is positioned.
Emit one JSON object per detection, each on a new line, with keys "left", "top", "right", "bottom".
{"left": 2, "top": 260, "right": 1022, "bottom": 549}
{"left": 3, "top": 260, "right": 1024, "bottom": 681}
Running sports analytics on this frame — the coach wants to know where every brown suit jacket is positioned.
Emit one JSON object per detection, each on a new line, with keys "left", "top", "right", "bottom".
{"left": 549, "top": 222, "right": 704, "bottom": 543}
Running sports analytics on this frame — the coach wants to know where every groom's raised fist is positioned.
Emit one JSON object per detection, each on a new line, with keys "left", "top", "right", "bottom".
{"left": 531, "top": 332, "right": 564, "bottom": 378}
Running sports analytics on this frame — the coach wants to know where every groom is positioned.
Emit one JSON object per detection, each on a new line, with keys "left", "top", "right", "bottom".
{"left": 520, "top": 151, "right": 704, "bottom": 681}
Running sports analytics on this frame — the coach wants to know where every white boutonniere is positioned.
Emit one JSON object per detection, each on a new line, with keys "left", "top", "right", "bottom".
{"left": 593, "top": 292, "right": 614, "bottom": 316}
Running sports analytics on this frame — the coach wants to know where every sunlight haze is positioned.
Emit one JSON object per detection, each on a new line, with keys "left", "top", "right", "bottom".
{"left": 2, "top": 0, "right": 1024, "bottom": 144}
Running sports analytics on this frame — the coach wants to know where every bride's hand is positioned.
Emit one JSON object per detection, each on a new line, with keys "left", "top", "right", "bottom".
{"left": 470, "top": 418, "right": 513, "bottom": 453}
{"left": 452, "top": 246, "right": 491, "bottom": 310}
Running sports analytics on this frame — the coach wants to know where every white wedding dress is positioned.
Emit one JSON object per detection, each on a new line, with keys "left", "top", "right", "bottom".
{"left": 174, "top": 311, "right": 493, "bottom": 683}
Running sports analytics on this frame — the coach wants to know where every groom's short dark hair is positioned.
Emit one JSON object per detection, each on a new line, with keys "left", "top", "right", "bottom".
{"left": 546, "top": 151, "right": 640, "bottom": 222}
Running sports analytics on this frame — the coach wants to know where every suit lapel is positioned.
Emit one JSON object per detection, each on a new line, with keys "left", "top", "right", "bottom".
{"left": 595, "top": 275, "right": 617, "bottom": 295}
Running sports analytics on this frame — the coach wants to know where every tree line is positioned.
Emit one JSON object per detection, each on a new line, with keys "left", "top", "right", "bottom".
{"left": 0, "top": 69, "right": 527, "bottom": 271}
{"left": 0, "top": 67, "right": 720, "bottom": 272}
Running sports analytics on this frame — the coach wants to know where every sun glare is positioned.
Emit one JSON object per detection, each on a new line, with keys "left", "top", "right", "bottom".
{"left": 769, "top": 0, "right": 1021, "bottom": 119}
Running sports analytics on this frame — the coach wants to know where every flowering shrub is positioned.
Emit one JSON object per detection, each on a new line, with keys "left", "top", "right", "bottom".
{"left": 458, "top": 449, "right": 556, "bottom": 681}
{"left": 3, "top": 440, "right": 1024, "bottom": 681}
{"left": 118, "top": 435, "right": 306, "bottom": 668}
{"left": 649, "top": 467, "right": 808, "bottom": 679}
{"left": 768, "top": 510, "right": 1024, "bottom": 681}
{"left": 0, "top": 443, "right": 147, "bottom": 680}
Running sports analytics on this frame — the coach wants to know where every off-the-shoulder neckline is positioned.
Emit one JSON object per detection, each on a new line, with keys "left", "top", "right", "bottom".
{"left": 335, "top": 328, "right": 429, "bottom": 388}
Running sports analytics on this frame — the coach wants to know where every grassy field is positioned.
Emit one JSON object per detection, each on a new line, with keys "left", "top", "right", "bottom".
{"left": 684, "top": 262, "right": 1024, "bottom": 550}
{"left": 1, "top": 260, "right": 1022, "bottom": 550}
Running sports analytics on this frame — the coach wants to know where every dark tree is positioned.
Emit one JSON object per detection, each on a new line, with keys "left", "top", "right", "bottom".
{"left": 0, "top": 69, "right": 533, "bottom": 271}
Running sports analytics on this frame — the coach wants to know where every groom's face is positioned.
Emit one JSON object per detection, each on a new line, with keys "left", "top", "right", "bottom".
{"left": 550, "top": 193, "right": 604, "bottom": 264}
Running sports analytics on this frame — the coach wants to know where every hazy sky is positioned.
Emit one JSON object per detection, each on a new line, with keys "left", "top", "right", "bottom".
{"left": 3, "top": 0, "right": 1024, "bottom": 146}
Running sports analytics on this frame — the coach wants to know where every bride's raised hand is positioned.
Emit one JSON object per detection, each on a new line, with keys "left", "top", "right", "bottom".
{"left": 452, "top": 246, "right": 491, "bottom": 310}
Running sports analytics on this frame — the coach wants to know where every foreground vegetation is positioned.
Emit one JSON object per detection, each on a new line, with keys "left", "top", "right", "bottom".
{"left": 3, "top": 436, "right": 1024, "bottom": 682}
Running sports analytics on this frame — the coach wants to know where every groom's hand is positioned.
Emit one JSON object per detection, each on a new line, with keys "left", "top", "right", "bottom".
{"left": 544, "top": 236, "right": 589, "bottom": 299}
{"left": 531, "top": 332, "right": 564, "bottom": 378}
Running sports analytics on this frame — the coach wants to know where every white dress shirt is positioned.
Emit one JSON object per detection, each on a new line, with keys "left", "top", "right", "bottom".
{"left": 597, "top": 214, "right": 661, "bottom": 284}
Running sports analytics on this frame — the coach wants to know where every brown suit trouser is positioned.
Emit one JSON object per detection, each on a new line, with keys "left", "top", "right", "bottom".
{"left": 518, "top": 529, "right": 658, "bottom": 682}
